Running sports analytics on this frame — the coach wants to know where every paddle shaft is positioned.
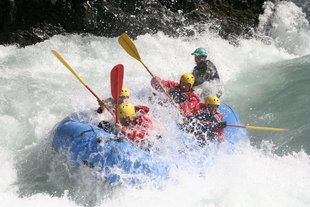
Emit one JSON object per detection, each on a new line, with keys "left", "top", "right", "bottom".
{"left": 140, "top": 60, "right": 176, "bottom": 104}
{"left": 139, "top": 60, "right": 155, "bottom": 77}
{"left": 51, "top": 50, "right": 115, "bottom": 117}
{"left": 118, "top": 33, "right": 175, "bottom": 104}
{"left": 200, "top": 120, "right": 288, "bottom": 132}
{"left": 86, "top": 85, "right": 115, "bottom": 116}
{"left": 226, "top": 123, "right": 288, "bottom": 132}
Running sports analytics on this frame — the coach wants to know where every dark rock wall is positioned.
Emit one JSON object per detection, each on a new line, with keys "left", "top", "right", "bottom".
{"left": 0, "top": 0, "right": 267, "bottom": 46}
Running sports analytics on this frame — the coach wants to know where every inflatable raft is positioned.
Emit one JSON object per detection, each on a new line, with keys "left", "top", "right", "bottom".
{"left": 52, "top": 103, "right": 247, "bottom": 184}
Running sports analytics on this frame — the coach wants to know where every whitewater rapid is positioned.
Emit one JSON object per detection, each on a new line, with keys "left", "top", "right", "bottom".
{"left": 1, "top": 1, "right": 310, "bottom": 206}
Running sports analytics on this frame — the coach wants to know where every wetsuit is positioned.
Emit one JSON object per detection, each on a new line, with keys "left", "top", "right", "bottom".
{"left": 192, "top": 60, "right": 220, "bottom": 87}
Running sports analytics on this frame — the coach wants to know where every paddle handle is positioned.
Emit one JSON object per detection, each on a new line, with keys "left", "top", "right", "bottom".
{"left": 140, "top": 60, "right": 176, "bottom": 104}
{"left": 140, "top": 60, "right": 155, "bottom": 77}
{"left": 85, "top": 85, "right": 115, "bottom": 116}
{"left": 115, "top": 100, "right": 119, "bottom": 124}
{"left": 52, "top": 50, "right": 115, "bottom": 117}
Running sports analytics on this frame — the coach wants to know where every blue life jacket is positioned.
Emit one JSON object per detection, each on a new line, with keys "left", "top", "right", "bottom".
{"left": 169, "top": 87, "right": 188, "bottom": 103}
{"left": 184, "top": 110, "right": 222, "bottom": 145}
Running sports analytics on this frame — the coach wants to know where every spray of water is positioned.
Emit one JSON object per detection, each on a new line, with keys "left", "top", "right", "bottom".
{"left": 1, "top": 1, "right": 310, "bottom": 206}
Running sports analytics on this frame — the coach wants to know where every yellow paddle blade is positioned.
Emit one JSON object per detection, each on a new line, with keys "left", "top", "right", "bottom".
{"left": 118, "top": 33, "right": 141, "bottom": 61}
{"left": 245, "top": 125, "right": 288, "bottom": 132}
{"left": 51, "top": 50, "right": 86, "bottom": 86}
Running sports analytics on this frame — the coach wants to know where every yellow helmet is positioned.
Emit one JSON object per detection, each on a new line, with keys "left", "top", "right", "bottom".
{"left": 180, "top": 73, "right": 195, "bottom": 87}
{"left": 205, "top": 95, "right": 220, "bottom": 106}
{"left": 120, "top": 87, "right": 130, "bottom": 97}
{"left": 118, "top": 102, "right": 135, "bottom": 120}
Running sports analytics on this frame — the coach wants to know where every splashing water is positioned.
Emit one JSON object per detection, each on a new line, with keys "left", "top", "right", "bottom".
{"left": 1, "top": 1, "right": 310, "bottom": 206}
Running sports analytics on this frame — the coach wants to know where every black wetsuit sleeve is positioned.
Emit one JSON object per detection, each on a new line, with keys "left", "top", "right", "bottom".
{"left": 206, "top": 60, "right": 220, "bottom": 80}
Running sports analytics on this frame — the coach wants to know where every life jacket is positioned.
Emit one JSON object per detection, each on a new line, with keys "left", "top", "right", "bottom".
{"left": 185, "top": 107, "right": 224, "bottom": 144}
{"left": 161, "top": 80, "right": 200, "bottom": 117}
{"left": 169, "top": 87, "right": 188, "bottom": 103}
{"left": 98, "top": 106, "right": 151, "bottom": 141}
{"left": 120, "top": 114, "right": 153, "bottom": 143}
{"left": 198, "top": 109, "right": 224, "bottom": 142}
{"left": 135, "top": 105, "right": 150, "bottom": 114}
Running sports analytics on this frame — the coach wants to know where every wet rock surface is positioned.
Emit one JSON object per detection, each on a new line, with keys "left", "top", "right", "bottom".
{"left": 0, "top": 0, "right": 267, "bottom": 47}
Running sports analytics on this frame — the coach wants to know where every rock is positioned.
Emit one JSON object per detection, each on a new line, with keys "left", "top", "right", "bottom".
{"left": 0, "top": 0, "right": 268, "bottom": 46}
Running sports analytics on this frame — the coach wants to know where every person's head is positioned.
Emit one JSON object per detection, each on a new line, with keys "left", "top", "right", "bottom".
{"left": 204, "top": 95, "right": 220, "bottom": 116}
{"left": 119, "top": 87, "right": 130, "bottom": 103}
{"left": 118, "top": 102, "right": 136, "bottom": 125}
{"left": 179, "top": 73, "right": 195, "bottom": 92}
{"left": 192, "top": 48, "right": 207, "bottom": 65}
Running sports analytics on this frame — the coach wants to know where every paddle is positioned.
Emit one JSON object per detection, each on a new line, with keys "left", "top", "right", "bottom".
{"left": 51, "top": 50, "right": 115, "bottom": 117}
{"left": 110, "top": 64, "right": 124, "bottom": 124}
{"left": 118, "top": 33, "right": 154, "bottom": 77}
{"left": 118, "top": 33, "right": 175, "bottom": 103}
{"left": 226, "top": 123, "right": 288, "bottom": 132}
{"left": 202, "top": 121, "right": 288, "bottom": 132}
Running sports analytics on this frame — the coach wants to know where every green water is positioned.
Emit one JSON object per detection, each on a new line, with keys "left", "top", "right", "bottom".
{"left": 226, "top": 54, "right": 310, "bottom": 154}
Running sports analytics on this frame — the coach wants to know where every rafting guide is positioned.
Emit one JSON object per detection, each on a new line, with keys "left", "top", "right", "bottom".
{"left": 191, "top": 47, "right": 223, "bottom": 98}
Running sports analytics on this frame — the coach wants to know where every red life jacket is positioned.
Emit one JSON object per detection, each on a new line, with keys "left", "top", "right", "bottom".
{"left": 161, "top": 80, "right": 200, "bottom": 117}
{"left": 135, "top": 105, "right": 150, "bottom": 114}
{"left": 120, "top": 113, "right": 153, "bottom": 143}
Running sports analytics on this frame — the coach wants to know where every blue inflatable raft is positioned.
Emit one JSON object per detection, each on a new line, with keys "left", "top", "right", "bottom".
{"left": 52, "top": 103, "right": 247, "bottom": 184}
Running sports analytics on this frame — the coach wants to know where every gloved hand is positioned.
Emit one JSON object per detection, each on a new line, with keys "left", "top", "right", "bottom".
{"left": 96, "top": 107, "right": 103, "bottom": 114}
{"left": 98, "top": 121, "right": 113, "bottom": 132}
{"left": 97, "top": 99, "right": 105, "bottom": 113}
{"left": 115, "top": 123, "right": 122, "bottom": 129}
{"left": 216, "top": 89, "right": 223, "bottom": 98}
{"left": 151, "top": 76, "right": 164, "bottom": 91}
{"left": 113, "top": 123, "right": 123, "bottom": 136}
{"left": 115, "top": 123, "right": 122, "bottom": 131}
{"left": 217, "top": 121, "right": 227, "bottom": 129}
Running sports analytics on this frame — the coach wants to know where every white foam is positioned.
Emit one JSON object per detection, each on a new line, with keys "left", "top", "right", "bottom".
{"left": 0, "top": 2, "right": 310, "bottom": 205}
{"left": 258, "top": 1, "right": 310, "bottom": 55}
{"left": 100, "top": 144, "right": 310, "bottom": 207}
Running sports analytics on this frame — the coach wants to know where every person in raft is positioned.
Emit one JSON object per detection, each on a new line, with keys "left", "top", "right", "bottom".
{"left": 183, "top": 95, "right": 227, "bottom": 146}
{"left": 116, "top": 102, "right": 154, "bottom": 144}
{"left": 97, "top": 86, "right": 149, "bottom": 114}
{"left": 191, "top": 47, "right": 223, "bottom": 98}
{"left": 150, "top": 73, "right": 200, "bottom": 117}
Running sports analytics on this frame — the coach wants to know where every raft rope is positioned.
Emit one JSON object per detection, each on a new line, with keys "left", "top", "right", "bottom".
{"left": 80, "top": 124, "right": 125, "bottom": 143}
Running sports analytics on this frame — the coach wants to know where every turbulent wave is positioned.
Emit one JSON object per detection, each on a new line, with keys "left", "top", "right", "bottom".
{"left": 0, "top": 1, "right": 310, "bottom": 206}
{"left": 257, "top": 1, "right": 310, "bottom": 55}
